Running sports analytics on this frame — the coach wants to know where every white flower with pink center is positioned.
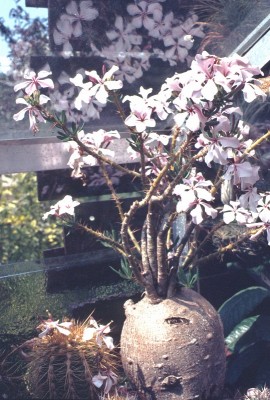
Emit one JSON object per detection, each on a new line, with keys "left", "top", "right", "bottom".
{"left": 124, "top": 88, "right": 157, "bottom": 132}
{"left": 38, "top": 319, "right": 73, "bottom": 338}
{"left": 64, "top": 1, "right": 99, "bottom": 37}
{"left": 223, "top": 161, "right": 260, "bottom": 188}
{"left": 14, "top": 70, "right": 54, "bottom": 95}
{"left": 13, "top": 95, "right": 50, "bottom": 133}
{"left": 92, "top": 369, "right": 118, "bottom": 394}
{"left": 195, "top": 134, "right": 241, "bottom": 167}
{"left": 67, "top": 129, "right": 120, "bottom": 175}
{"left": 256, "top": 194, "right": 270, "bottom": 223}
{"left": 247, "top": 213, "right": 270, "bottom": 245}
{"left": 125, "top": 104, "right": 156, "bottom": 133}
{"left": 148, "top": 11, "right": 174, "bottom": 39}
{"left": 190, "top": 199, "right": 218, "bottom": 225}
{"left": 239, "top": 186, "right": 261, "bottom": 212}
{"left": 222, "top": 200, "right": 253, "bottom": 224}
{"left": 42, "top": 195, "right": 80, "bottom": 220}
{"left": 53, "top": 18, "right": 74, "bottom": 54}
{"left": 127, "top": 1, "right": 163, "bottom": 30}
{"left": 85, "top": 65, "right": 123, "bottom": 104}
{"left": 173, "top": 172, "right": 217, "bottom": 224}
{"left": 106, "top": 15, "right": 142, "bottom": 49}
{"left": 174, "top": 101, "right": 207, "bottom": 132}
{"left": 82, "top": 317, "right": 114, "bottom": 350}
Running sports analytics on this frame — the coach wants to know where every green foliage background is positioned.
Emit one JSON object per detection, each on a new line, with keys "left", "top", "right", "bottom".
{"left": 0, "top": 172, "right": 62, "bottom": 264}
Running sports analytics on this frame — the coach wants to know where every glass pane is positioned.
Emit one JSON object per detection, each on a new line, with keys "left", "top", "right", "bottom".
{"left": 1, "top": 0, "right": 267, "bottom": 142}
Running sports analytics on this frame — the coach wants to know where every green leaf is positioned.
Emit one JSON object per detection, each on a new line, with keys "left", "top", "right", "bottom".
{"left": 110, "top": 258, "right": 133, "bottom": 280}
{"left": 71, "top": 122, "right": 77, "bottom": 133}
{"left": 57, "top": 131, "right": 70, "bottom": 142}
{"left": 57, "top": 136, "right": 70, "bottom": 142}
{"left": 225, "top": 315, "right": 259, "bottom": 352}
{"left": 177, "top": 268, "right": 198, "bottom": 289}
{"left": 218, "top": 286, "right": 270, "bottom": 336}
{"left": 60, "top": 110, "right": 67, "bottom": 124}
{"left": 234, "top": 316, "right": 270, "bottom": 352}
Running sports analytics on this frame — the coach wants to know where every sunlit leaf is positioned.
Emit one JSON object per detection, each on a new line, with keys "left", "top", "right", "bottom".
{"left": 225, "top": 315, "right": 259, "bottom": 351}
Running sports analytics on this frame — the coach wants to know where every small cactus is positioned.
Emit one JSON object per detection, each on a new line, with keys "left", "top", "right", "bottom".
{"left": 23, "top": 315, "right": 118, "bottom": 400}
{"left": 244, "top": 387, "right": 270, "bottom": 400}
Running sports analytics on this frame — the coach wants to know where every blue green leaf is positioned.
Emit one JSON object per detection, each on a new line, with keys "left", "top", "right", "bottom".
{"left": 218, "top": 286, "right": 270, "bottom": 336}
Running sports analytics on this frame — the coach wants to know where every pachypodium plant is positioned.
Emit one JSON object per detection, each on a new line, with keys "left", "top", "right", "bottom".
{"left": 13, "top": 51, "right": 269, "bottom": 304}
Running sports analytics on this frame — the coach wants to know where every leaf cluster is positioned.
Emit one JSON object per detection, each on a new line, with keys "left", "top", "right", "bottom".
{"left": 219, "top": 286, "right": 270, "bottom": 389}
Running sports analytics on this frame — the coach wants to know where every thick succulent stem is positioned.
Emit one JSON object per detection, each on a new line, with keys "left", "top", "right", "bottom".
{"left": 146, "top": 202, "right": 159, "bottom": 284}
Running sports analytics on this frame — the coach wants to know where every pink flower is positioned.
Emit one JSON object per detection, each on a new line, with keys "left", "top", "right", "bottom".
{"left": 214, "top": 53, "right": 266, "bottom": 102}
{"left": 195, "top": 134, "right": 227, "bottom": 167}
{"left": 83, "top": 129, "right": 120, "bottom": 149}
{"left": 14, "top": 70, "right": 54, "bottom": 95}
{"left": 145, "top": 131, "right": 170, "bottom": 146}
{"left": 195, "top": 134, "right": 240, "bottom": 167}
{"left": 123, "top": 86, "right": 153, "bottom": 109}
{"left": 174, "top": 173, "right": 213, "bottom": 206}
{"left": 42, "top": 195, "right": 80, "bottom": 220}
{"left": 162, "top": 72, "right": 190, "bottom": 95}
{"left": 147, "top": 90, "right": 172, "bottom": 120}
{"left": 190, "top": 52, "right": 218, "bottom": 100}
{"left": 242, "top": 81, "right": 266, "bottom": 103}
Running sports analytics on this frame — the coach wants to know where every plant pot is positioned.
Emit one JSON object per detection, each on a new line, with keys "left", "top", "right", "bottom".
{"left": 120, "top": 287, "right": 226, "bottom": 400}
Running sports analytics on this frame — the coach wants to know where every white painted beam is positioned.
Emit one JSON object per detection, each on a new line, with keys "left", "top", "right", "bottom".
{"left": 0, "top": 137, "right": 134, "bottom": 174}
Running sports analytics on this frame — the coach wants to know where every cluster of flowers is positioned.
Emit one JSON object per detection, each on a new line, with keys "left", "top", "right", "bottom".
{"left": 31, "top": 1, "right": 204, "bottom": 126}
{"left": 53, "top": 0, "right": 204, "bottom": 72}
{"left": 12, "top": 49, "right": 270, "bottom": 246}
{"left": 37, "top": 316, "right": 117, "bottom": 394}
